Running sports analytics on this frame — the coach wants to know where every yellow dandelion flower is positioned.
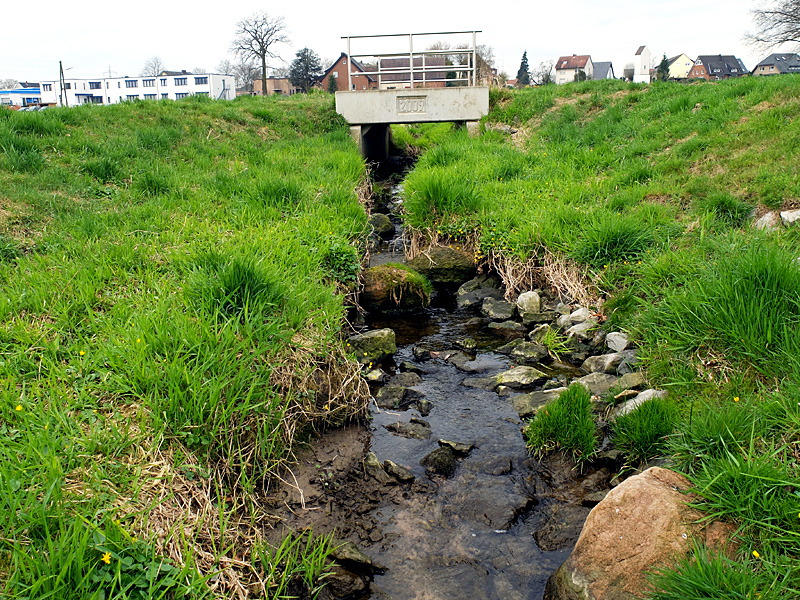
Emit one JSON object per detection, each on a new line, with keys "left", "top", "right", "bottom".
{"left": 101, "top": 552, "right": 111, "bottom": 564}
{"left": 734, "top": 396, "right": 740, "bottom": 402}
{"left": 79, "top": 350, "right": 86, "bottom": 356}
{"left": 136, "top": 338, "right": 141, "bottom": 344}
{"left": 752, "top": 550, "right": 760, "bottom": 558}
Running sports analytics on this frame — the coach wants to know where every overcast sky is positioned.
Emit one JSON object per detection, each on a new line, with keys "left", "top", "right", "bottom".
{"left": 2, "top": 0, "right": 786, "bottom": 83}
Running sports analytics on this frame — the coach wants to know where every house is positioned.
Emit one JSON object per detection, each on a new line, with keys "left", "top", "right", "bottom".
{"left": 38, "top": 71, "right": 235, "bottom": 106}
{"left": 633, "top": 46, "right": 651, "bottom": 83}
{"left": 555, "top": 55, "right": 593, "bottom": 84}
{"left": 253, "top": 77, "right": 302, "bottom": 95}
{"left": 667, "top": 53, "right": 695, "bottom": 79}
{"left": 376, "top": 56, "right": 448, "bottom": 90}
{"left": 320, "top": 53, "right": 377, "bottom": 92}
{"left": 752, "top": 53, "right": 800, "bottom": 76}
{"left": 0, "top": 82, "right": 41, "bottom": 108}
{"left": 687, "top": 55, "right": 748, "bottom": 80}
{"left": 592, "top": 61, "right": 615, "bottom": 80}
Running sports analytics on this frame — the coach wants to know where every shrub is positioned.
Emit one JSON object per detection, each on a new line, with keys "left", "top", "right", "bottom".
{"left": 611, "top": 397, "right": 678, "bottom": 464}
{"left": 525, "top": 383, "right": 596, "bottom": 467}
{"left": 322, "top": 242, "right": 361, "bottom": 285}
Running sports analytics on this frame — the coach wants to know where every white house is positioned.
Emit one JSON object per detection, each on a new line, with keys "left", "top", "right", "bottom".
{"left": 554, "top": 55, "right": 594, "bottom": 85}
{"left": 633, "top": 46, "right": 651, "bottom": 83}
{"left": 38, "top": 71, "right": 235, "bottom": 106}
{"left": 0, "top": 82, "right": 41, "bottom": 108}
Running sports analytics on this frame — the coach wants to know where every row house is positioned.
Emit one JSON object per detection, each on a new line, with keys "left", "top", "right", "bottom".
{"left": 667, "top": 53, "right": 695, "bottom": 79}
{"left": 320, "top": 53, "right": 378, "bottom": 92}
{"left": 38, "top": 70, "right": 235, "bottom": 106}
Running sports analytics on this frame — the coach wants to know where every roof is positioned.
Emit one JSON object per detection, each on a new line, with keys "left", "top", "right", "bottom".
{"left": 754, "top": 53, "right": 800, "bottom": 74}
{"left": 556, "top": 55, "right": 591, "bottom": 70}
{"left": 695, "top": 55, "right": 748, "bottom": 76}
{"left": 592, "top": 61, "right": 614, "bottom": 80}
{"left": 635, "top": 46, "right": 647, "bottom": 56}
{"left": 158, "top": 70, "right": 191, "bottom": 76}
{"left": 321, "top": 52, "right": 376, "bottom": 82}
{"left": 667, "top": 54, "right": 693, "bottom": 67}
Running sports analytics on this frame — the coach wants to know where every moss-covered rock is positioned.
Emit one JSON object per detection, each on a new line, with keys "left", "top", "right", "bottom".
{"left": 408, "top": 246, "right": 476, "bottom": 285}
{"left": 348, "top": 328, "right": 397, "bottom": 364}
{"left": 361, "top": 263, "right": 431, "bottom": 313}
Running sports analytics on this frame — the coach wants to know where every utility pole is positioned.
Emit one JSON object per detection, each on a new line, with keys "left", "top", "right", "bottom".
{"left": 59, "top": 60, "right": 69, "bottom": 108}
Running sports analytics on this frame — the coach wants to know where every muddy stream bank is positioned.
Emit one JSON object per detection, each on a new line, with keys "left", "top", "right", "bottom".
{"left": 270, "top": 160, "right": 620, "bottom": 600}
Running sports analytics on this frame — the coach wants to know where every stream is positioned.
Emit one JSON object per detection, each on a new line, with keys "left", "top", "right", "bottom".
{"left": 272, "top": 159, "right": 613, "bottom": 600}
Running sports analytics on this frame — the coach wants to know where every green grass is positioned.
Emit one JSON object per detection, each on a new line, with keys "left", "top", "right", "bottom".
{"left": 0, "top": 94, "right": 367, "bottom": 597}
{"left": 525, "top": 383, "right": 596, "bottom": 467}
{"left": 611, "top": 397, "right": 678, "bottom": 465}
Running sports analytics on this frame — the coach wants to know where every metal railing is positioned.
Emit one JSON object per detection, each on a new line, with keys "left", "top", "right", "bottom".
{"left": 342, "top": 31, "right": 481, "bottom": 91}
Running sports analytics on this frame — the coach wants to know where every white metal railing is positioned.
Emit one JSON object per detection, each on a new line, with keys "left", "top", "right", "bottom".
{"left": 342, "top": 31, "right": 481, "bottom": 91}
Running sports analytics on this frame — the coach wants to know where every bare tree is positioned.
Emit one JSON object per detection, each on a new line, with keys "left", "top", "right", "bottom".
{"left": 233, "top": 60, "right": 260, "bottom": 92}
{"left": 216, "top": 59, "right": 235, "bottom": 75}
{"left": 0, "top": 78, "right": 18, "bottom": 89}
{"left": 750, "top": 0, "right": 800, "bottom": 49}
{"left": 231, "top": 12, "right": 289, "bottom": 96}
{"left": 192, "top": 67, "right": 207, "bottom": 74}
{"left": 140, "top": 56, "right": 165, "bottom": 77}
{"left": 532, "top": 60, "right": 555, "bottom": 85}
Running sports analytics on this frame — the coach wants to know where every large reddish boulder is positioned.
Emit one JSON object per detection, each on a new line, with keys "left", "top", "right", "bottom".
{"left": 544, "top": 467, "right": 736, "bottom": 600}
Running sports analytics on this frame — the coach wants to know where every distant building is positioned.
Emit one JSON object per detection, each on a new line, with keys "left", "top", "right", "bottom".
{"left": 0, "top": 82, "right": 41, "bottom": 107}
{"left": 253, "top": 77, "right": 302, "bottom": 95}
{"left": 752, "top": 53, "right": 800, "bottom": 76}
{"left": 633, "top": 46, "right": 651, "bottom": 83}
{"left": 38, "top": 70, "right": 235, "bottom": 106}
{"left": 376, "top": 56, "right": 448, "bottom": 90}
{"left": 555, "top": 55, "right": 593, "bottom": 84}
{"left": 320, "top": 53, "right": 377, "bottom": 92}
{"left": 687, "top": 55, "right": 748, "bottom": 80}
{"left": 592, "top": 61, "right": 615, "bottom": 80}
{"left": 667, "top": 54, "right": 695, "bottom": 79}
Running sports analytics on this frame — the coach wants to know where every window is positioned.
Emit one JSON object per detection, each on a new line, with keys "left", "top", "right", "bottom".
{"left": 160, "top": 78, "right": 167, "bottom": 86}
{"left": 144, "top": 94, "right": 156, "bottom": 100}
{"left": 125, "top": 80, "right": 138, "bottom": 88}
{"left": 194, "top": 76, "right": 208, "bottom": 85}
{"left": 161, "top": 93, "right": 168, "bottom": 99}
{"left": 126, "top": 94, "right": 139, "bottom": 101}
{"left": 43, "top": 83, "right": 52, "bottom": 91}
{"left": 731, "top": 68, "right": 738, "bottom": 73}
{"left": 332, "top": 72, "right": 338, "bottom": 78}
{"left": 196, "top": 91, "right": 208, "bottom": 96}
{"left": 64, "top": 83, "right": 71, "bottom": 89}
{"left": 143, "top": 79, "right": 155, "bottom": 87}
{"left": 175, "top": 92, "right": 188, "bottom": 99}
{"left": 174, "top": 78, "right": 187, "bottom": 86}
{"left": 106, "top": 82, "right": 109, "bottom": 88}
{"left": 90, "top": 96, "right": 103, "bottom": 104}
{"left": 89, "top": 81, "right": 101, "bottom": 89}
{"left": 118, "top": 82, "right": 121, "bottom": 88}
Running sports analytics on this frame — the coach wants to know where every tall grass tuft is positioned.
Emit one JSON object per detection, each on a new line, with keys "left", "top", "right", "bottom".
{"left": 525, "top": 383, "right": 596, "bottom": 467}
{"left": 571, "top": 213, "right": 654, "bottom": 268}
{"left": 611, "top": 397, "right": 678, "bottom": 464}
{"left": 643, "top": 243, "right": 800, "bottom": 377}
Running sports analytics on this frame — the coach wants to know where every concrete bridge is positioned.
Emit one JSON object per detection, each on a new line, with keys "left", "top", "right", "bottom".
{"left": 334, "top": 32, "right": 490, "bottom": 159}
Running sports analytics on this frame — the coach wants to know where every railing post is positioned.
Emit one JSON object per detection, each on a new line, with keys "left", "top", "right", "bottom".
{"left": 409, "top": 33, "right": 414, "bottom": 89}
{"left": 346, "top": 37, "right": 352, "bottom": 91}
{"left": 472, "top": 31, "right": 477, "bottom": 86}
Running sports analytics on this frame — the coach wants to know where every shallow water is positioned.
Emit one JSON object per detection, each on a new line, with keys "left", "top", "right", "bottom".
{"left": 364, "top": 309, "right": 572, "bottom": 599}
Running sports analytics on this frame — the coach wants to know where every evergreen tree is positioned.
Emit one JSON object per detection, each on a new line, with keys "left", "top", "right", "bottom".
{"left": 327, "top": 72, "right": 339, "bottom": 93}
{"left": 516, "top": 51, "right": 531, "bottom": 88}
{"left": 289, "top": 48, "right": 323, "bottom": 93}
{"left": 657, "top": 55, "right": 670, "bottom": 81}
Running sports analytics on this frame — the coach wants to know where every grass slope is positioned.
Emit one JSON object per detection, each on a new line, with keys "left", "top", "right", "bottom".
{"left": 0, "top": 94, "right": 369, "bottom": 597}
{"left": 398, "top": 76, "right": 800, "bottom": 597}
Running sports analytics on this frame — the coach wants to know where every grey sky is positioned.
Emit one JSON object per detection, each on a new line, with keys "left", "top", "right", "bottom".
{"left": 2, "top": 0, "right": 786, "bottom": 82}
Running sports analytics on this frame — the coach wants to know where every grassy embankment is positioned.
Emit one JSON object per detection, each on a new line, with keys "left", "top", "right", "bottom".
{"left": 395, "top": 76, "right": 800, "bottom": 597}
{"left": 0, "top": 94, "right": 370, "bottom": 598}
